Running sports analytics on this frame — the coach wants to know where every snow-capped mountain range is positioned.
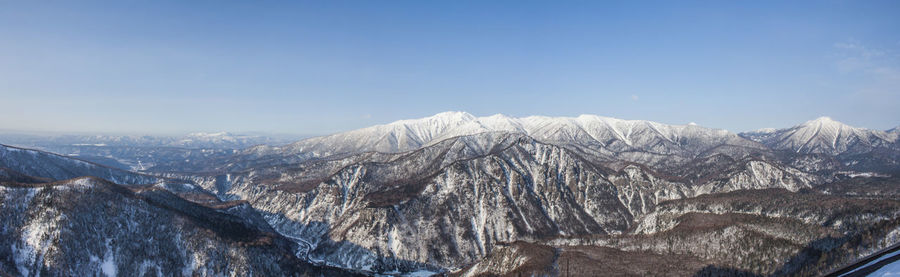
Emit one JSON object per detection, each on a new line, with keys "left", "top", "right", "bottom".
{"left": 191, "top": 112, "right": 892, "bottom": 174}
{"left": 254, "top": 112, "right": 897, "bottom": 157}
{"left": 1, "top": 112, "right": 898, "bottom": 276}
{"left": 255, "top": 111, "right": 750, "bottom": 156}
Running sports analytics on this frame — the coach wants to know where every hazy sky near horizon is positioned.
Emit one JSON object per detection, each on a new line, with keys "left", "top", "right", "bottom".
{"left": 1, "top": 1, "right": 898, "bottom": 135}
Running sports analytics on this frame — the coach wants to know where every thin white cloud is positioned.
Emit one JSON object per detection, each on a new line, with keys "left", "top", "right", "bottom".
{"left": 833, "top": 40, "right": 898, "bottom": 76}
{"left": 870, "top": 66, "right": 900, "bottom": 81}
{"left": 831, "top": 40, "right": 900, "bottom": 111}
{"left": 631, "top": 94, "right": 639, "bottom": 101}
{"left": 834, "top": 41, "right": 886, "bottom": 59}
{"left": 833, "top": 40, "right": 900, "bottom": 84}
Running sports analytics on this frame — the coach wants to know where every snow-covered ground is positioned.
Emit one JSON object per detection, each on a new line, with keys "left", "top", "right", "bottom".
{"left": 870, "top": 261, "right": 900, "bottom": 276}
{"left": 838, "top": 247, "right": 900, "bottom": 276}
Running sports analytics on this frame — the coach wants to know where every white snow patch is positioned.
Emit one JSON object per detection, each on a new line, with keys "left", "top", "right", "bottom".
{"left": 839, "top": 248, "right": 900, "bottom": 276}
{"left": 98, "top": 241, "right": 117, "bottom": 277}
{"left": 403, "top": 270, "right": 439, "bottom": 276}
{"left": 869, "top": 260, "right": 900, "bottom": 276}
{"left": 100, "top": 255, "right": 116, "bottom": 277}
{"left": 850, "top": 172, "right": 890, "bottom": 178}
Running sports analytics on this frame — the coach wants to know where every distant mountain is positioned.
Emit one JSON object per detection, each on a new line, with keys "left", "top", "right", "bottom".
{"left": 174, "top": 132, "right": 293, "bottom": 149}
{"left": 0, "top": 131, "right": 297, "bottom": 150}
{"left": 740, "top": 117, "right": 899, "bottom": 155}
{"left": 0, "top": 132, "right": 303, "bottom": 172}
{"left": 0, "top": 144, "right": 159, "bottom": 184}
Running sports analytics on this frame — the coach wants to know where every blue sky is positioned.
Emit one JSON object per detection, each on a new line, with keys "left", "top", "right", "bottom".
{"left": 1, "top": 1, "right": 898, "bottom": 135}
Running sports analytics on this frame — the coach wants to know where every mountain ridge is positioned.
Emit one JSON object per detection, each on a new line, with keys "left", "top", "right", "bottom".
{"left": 244, "top": 112, "right": 757, "bottom": 163}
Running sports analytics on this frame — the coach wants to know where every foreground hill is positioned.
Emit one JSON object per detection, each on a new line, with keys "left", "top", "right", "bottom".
{"left": 0, "top": 177, "right": 359, "bottom": 276}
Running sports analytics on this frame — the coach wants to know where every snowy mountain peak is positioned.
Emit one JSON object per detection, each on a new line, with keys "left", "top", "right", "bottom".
{"left": 483, "top": 113, "right": 514, "bottom": 120}
{"left": 800, "top": 116, "right": 846, "bottom": 128}
{"left": 384, "top": 111, "right": 475, "bottom": 133}
{"left": 791, "top": 116, "right": 855, "bottom": 140}
{"left": 740, "top": 116, "right": 898, "bottom": 155}
{"left": 809, "top": 116, "right": 835, "bottom": 122}
{"left": 405, "top": 111, "right": 475, "bottom": 124}
{"left": 434, "top": 111, "right": 474, "bottom": 118}
{"left": 379, "top": 111, "right": 477, "bottom": 136}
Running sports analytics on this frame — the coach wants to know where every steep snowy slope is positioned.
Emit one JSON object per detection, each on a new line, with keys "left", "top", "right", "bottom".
{"left": 740, "top": 117, "right": 899, "bottom": 155}
{"left": 0, "top": 144, "right": 159, "bottom": 185}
